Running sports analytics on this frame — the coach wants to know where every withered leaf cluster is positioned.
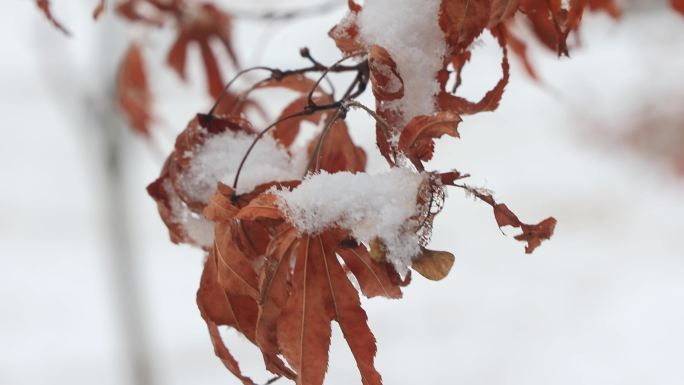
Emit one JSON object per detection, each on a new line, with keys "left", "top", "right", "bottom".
{"left": 35, "top": 1, "right": 684, "bottom": 385}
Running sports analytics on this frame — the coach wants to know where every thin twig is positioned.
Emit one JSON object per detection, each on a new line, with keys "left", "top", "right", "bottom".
{"left": 346, "top": 100, "right": 397, "bottom": 166}
{"left": 305, "top": 106, "right": 345, "bottom": 175}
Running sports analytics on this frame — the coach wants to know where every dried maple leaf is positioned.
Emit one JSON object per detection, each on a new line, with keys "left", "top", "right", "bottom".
{"left": 167, "top": 3, "right": 239, "bottom": 98}
{"left": 117, "top": 43, "right": 153, "bottom": 138}
{"left": 235, "top": 198, "right": 390, "bottom": 385}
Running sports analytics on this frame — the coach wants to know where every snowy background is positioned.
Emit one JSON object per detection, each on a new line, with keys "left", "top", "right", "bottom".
{"left": 2, "top": 1, "right": 684, "bottom": 385}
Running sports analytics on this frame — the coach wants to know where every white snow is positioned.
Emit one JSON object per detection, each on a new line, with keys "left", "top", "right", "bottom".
{"left": 272, "top": 168, "right": 427, "bottom": 275}
{"left": 357, "top": 0, "right": 447, "bottom": 125}
{"left": 177, "top": 129, "right": 305, "bottom": 202}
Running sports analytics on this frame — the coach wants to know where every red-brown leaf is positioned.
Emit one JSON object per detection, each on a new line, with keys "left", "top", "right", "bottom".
{"left": 398, "top": 111, "right": 461, "bottom": 163}
{"left": 307, "top": 120, "right": 367, "bottom": 174}
{"left": 439, "top": 0, "right": 492, "bottom": 53}
{"left": 474, "top": 190, "right": 556, "bottom": 254}
{"left": 36, "top": 0, "right": 70, "bottom": 35}
{"left": 117, "top": 44, "right": 153, "bottom": 138}
{"left": 673, "top": 0, "right": 684, "bottom": 15}
{"left": 338, "top": 245, "right": 403, "bottom": 299}
{"left": 255, "top": 227, "right": 299, "bottom": 379}
{"left": 368, "top": 45, "right": 404, "bottom": 102}
{"left": 277, "top": 237, "right": 333, "bottom": 385}
{"left": 197, "top": 256, "right": 258, "bottom": 385}
{"left": 438, "top": 28, "right": 510, "bottom": 115}
{"left": 166, "top": 3, "right": 238, "bottom": 98}
{"left": 318, "top": 236, "right": 382, "bottom": 385}
{"left": 236, "top": 193, "right": 284, "bottom": 222}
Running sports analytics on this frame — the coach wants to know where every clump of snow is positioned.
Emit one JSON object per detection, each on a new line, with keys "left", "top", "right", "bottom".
{"left": 272, "top": 168, "right": 427, "bottom": 275}
{"left": 178, "top": 129, "right": 305, "bottom": 203}
{"left": 357, "top": 0, "right": 447, "bottom": 125}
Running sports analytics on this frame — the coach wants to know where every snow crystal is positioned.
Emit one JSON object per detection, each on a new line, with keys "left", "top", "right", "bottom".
{"left": 178, "top": 130, "right": 305, "bottom": 203}
{"left": 272, "top": 168, "right": 427, "bottom": 275}
{"left": 357, "top": 0, "right": 447, "bottom": 125}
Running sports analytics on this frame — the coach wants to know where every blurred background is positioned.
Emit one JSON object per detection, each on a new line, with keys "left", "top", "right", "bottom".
{"left": 2, "top": 1, "right": 684, "bottom": 385}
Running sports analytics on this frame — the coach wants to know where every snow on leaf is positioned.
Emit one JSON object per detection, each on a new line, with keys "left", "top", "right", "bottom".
{"left": 673, "top": 0, "right": 684, "bottom": 15}
{"left": 272, "top": 169, "right": 426, "bottom": 275}
{"left": 368, "top": 45, "right": 404, "bottom": 102}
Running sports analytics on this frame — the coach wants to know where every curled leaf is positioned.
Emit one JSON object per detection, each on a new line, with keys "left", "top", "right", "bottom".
{"left": 368, "top": 45, "right": 404, "bottom": 102}
{"left": 398, "top": 111, "right": 461, "bottom": 163}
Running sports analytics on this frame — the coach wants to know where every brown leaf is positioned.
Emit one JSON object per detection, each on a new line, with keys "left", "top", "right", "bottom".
{"left": 438, "top": 28, "right": 510, "bottom": 115}
{"left": 515, "top": 217, "right": 558, "bottom": 254}
{"left": 147, "top": 157, "right": 211, "bottom": 248}
{"left": 473, "top": 190, "right": 556, "bottom": 254}
{"left": 411, "top": 248, "right": 455, "bottom": 281}
{"left": 277, "top": 237, "right": 333, "bottom": 385}
{"left": 328, "top": 3, "right": 365, "bottom": 55}
{"left": 166, "top": 3, "right": 238, "bottom": 98}
{"left": 117, "top": 43, "right": 153, "bottom": 138}
{"left": 439, "top": 0, "right": 493, "bottom": 53}
{"left": 235, "top": 193, "right": 283, "bottom": 222}
{"left": 255, "top": 227, "right": 299, "bottom": 379}
{"left": 197, "top": 256, "right": 258, "bottom": 385}
{"left": 307, "top": 119, "right": 367, "bottom": 174}
{"left": 273, "top": 97, "right": 326, "bottom": 148}
{"left": 36, "top": 0, "right": 70, "bottom": 35}
{"left": 673, "top": 0, "right": 684, "bottom": 15}
{"left": 337, "top": 244, "right": 402, "bottom": 299}
{"left": 203, "top": 183, "right": 240, "bottom": 222}
{"left": 502, "top": 27, "right": 539, "bottom": 80}
{"left": 398, "top": 111, "right": 461, "bottom": 163}
{"left": 256, "top": 74, "right": 321, "bottom": 94}
{"left": 368, "top": 46, "right": 404, "bottom": 102}
{"left": 318, "top": 235, "right": 382, "bottom": 385}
